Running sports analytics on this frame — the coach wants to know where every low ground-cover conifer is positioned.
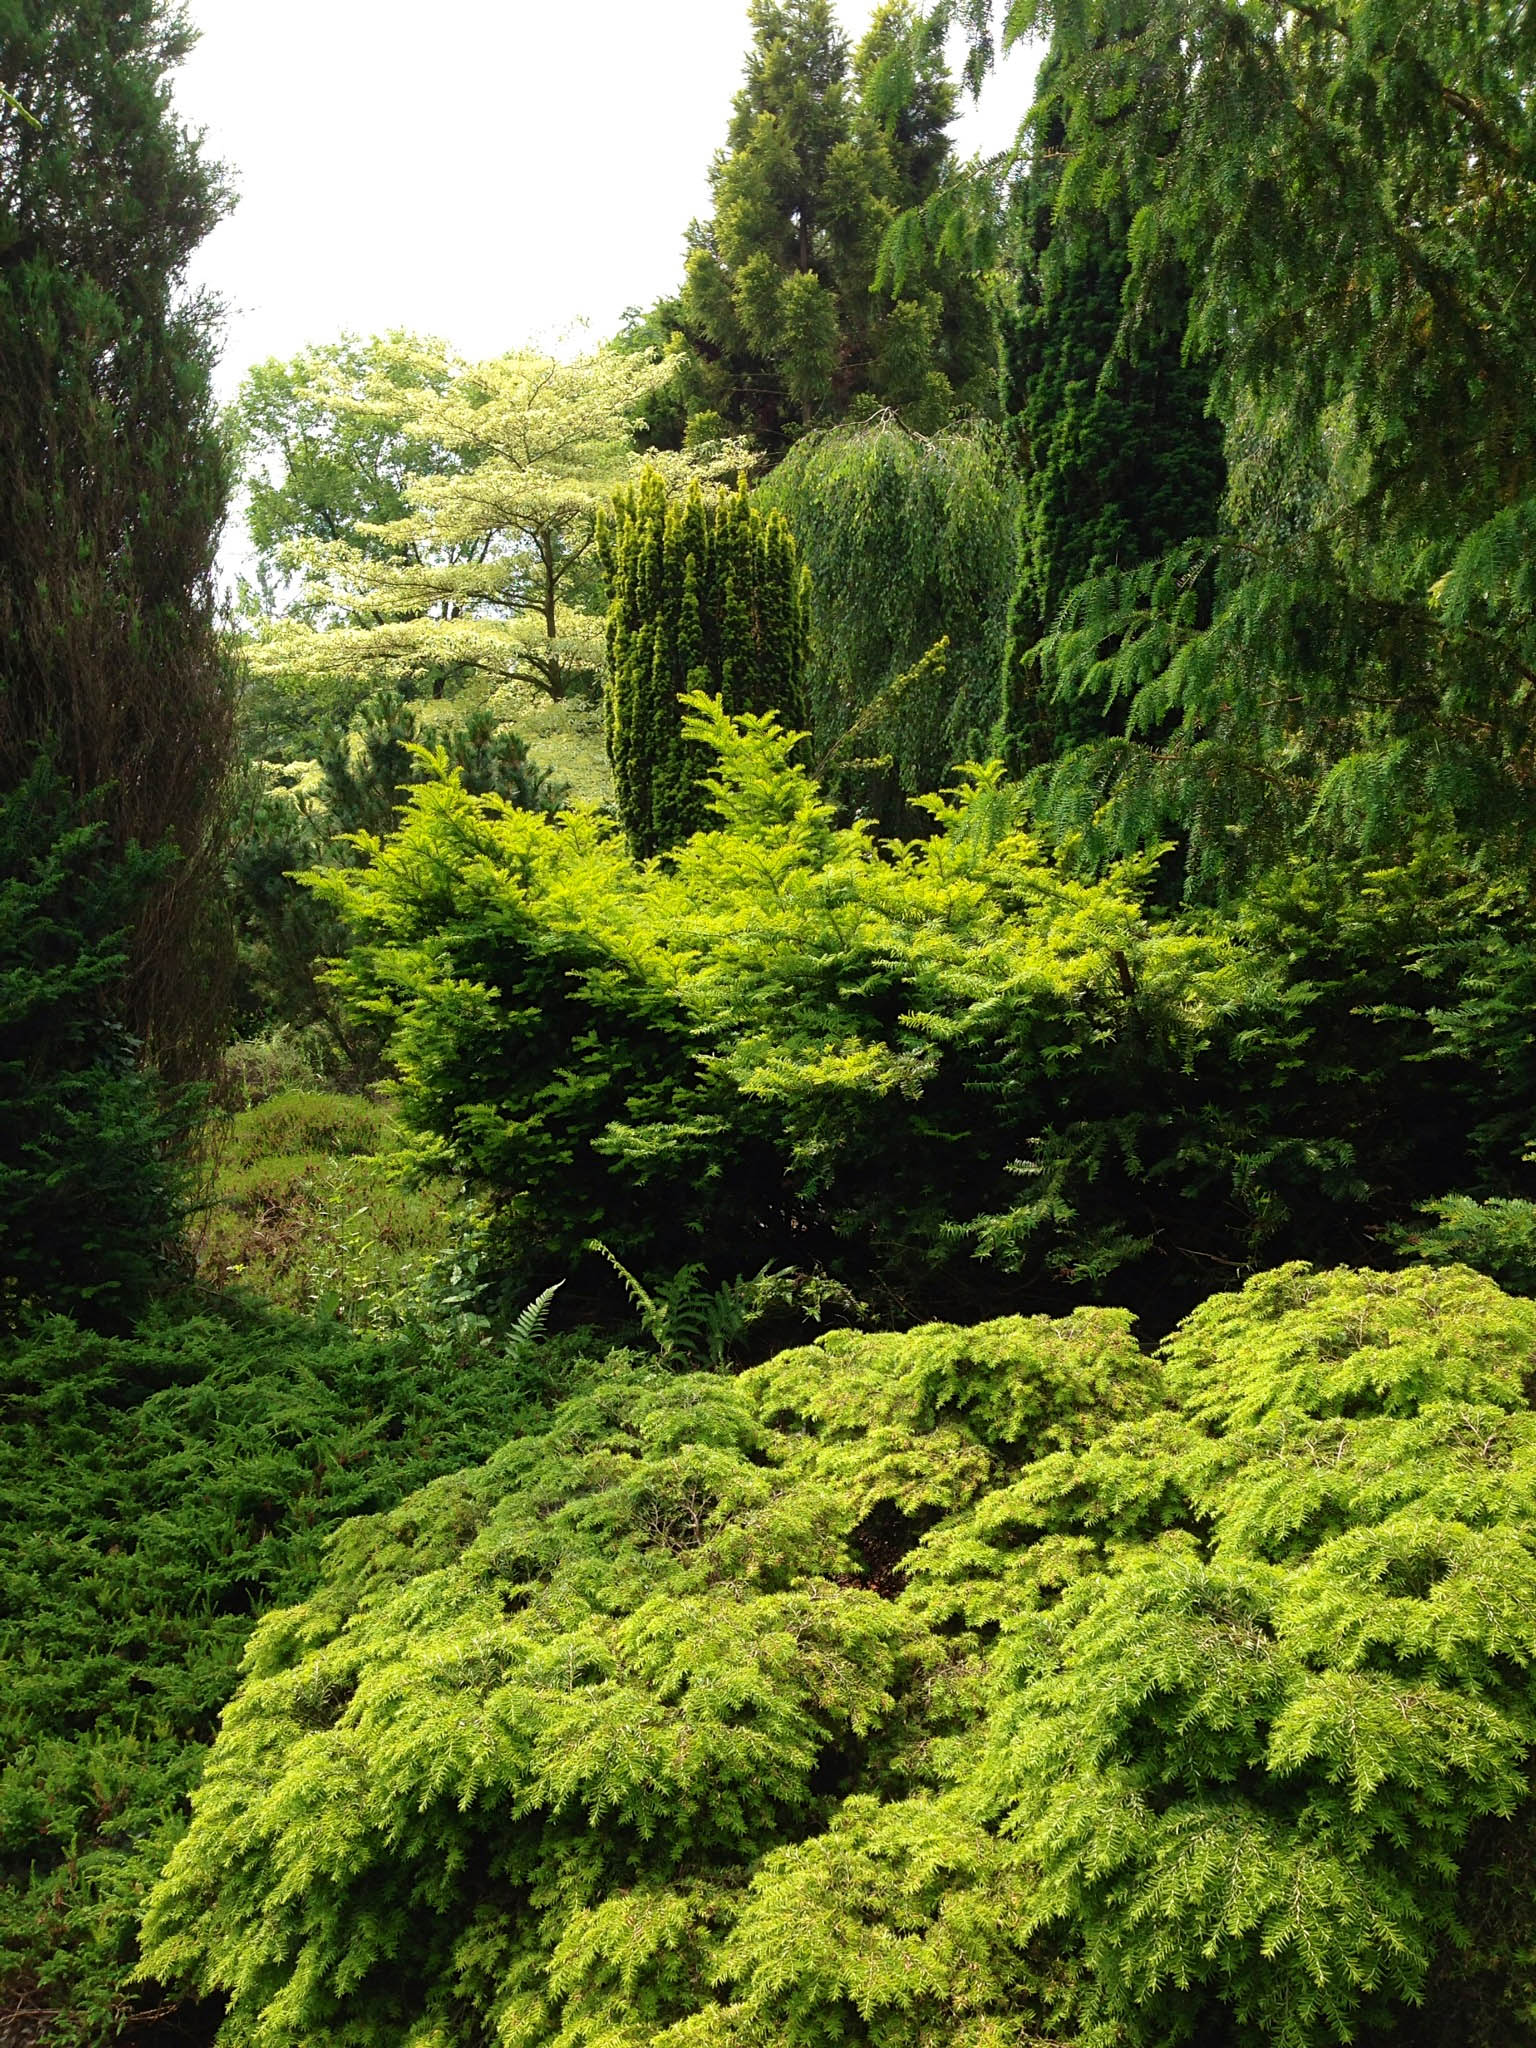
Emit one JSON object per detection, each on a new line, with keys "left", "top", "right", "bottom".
{"left": 142, "top": 1265, "right": 1536, "bottom": 2046}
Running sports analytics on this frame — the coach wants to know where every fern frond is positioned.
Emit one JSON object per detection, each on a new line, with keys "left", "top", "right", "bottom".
{"left": 507, "top": 1281, "right": 563, "bottom": 1361}
{"left": 585, "top": 1239, "right": 657, "bottom": 1322}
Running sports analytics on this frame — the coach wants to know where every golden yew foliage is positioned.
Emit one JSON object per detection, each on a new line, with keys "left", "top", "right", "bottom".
{"left": 141, "top": 1264, "right": 1536, "bottom": 2047}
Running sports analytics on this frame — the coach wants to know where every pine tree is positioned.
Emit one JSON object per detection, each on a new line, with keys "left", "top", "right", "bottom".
{"left": 0, "top": 0, "right": 235, "bottom": 1072}
{"left": 599, "top": 472, "right": 810, "bottom": 856}
{"left": 673, "top": 1, "right": 994, "bottom": 450}
{"left": 996, "top": 48, "right": 1224, "bottom": 767}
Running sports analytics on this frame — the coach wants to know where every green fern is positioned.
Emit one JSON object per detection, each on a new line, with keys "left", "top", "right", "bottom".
{"left": 585, "top": 1240, "right": 746, "bottom": 1368}
{"left": 507, "top": 1281, "right": 564, "bottom": 1364}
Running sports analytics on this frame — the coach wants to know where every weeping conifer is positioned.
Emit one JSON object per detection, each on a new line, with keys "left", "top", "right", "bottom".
{"left": 599, "top": 472, "right": 810, "bottom": 857}
{"left": 997, "top": 47, "right": 1224, "bottom": 768}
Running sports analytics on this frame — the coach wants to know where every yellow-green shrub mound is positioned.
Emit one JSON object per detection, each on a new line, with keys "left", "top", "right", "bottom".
{"left": 142, "top": 1267, "right": 1536, "bottom": 2047}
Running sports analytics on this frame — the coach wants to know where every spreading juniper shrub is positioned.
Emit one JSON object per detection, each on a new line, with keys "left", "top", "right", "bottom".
{"left": 0, "top": 1301, "right": 582, "bottom": 2045}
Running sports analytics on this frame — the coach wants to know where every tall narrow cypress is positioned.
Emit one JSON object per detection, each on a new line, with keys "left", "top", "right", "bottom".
{"left": 0, "top": 0, "right": 235, "bottom": 1072}
{"left": 600, "top": 472, "right": 810, "bottom": 857}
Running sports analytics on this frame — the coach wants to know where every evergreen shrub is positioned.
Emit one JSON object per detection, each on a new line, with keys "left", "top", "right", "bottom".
{"left": 0, "top": 1305, "right": 581, "bottom": 2044}
{"left": 1398, "top": 1196, "right": 1536, "bottom": 1297}
{"left": 141, "top": 1264, "right": 1536, "bottom": 2046}
{"left": 311, "top": 703, "right": 1530, "bottom": 1322}
{"left": 230, "top": 691, "right": 557, "bottom": 1063}
{"left": 312, "top": 697, "right": 1239, "bottom": 1317}
{"left": 0, "top": 759, "right": 191, "bottom": 1331}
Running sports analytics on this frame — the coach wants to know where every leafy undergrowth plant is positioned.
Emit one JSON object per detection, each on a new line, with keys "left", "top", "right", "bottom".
{"left": 139, "top": 1264, "right": 1536, "bottom": 2047}
{"left": 0, "top": 1305, "right": 586, "bottom": 2045}
{"left": 197, "top": 1087, "right": 460, "bottom": 1333}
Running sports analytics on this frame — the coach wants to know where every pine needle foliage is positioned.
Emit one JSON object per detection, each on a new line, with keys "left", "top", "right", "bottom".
{"left": 598, "top": 472, "right": 810, "bottom": 856}
{"left": 141, "top": 1264, "right": 1536, "bottom": 2046}
{"left": 944, "top": 1262, "right": 1536, "bottom": 2044}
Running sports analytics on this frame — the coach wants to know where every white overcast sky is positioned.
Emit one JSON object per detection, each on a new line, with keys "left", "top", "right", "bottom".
{"left": 175, "top": 1, "right": 1038, "bottom": 402}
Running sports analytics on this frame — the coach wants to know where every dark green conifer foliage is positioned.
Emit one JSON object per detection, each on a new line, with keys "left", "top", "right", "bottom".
{"left": 0, "top": 0, "right": 234, "bottom": 1071}
{"left": 997, "top": 47, "right": 1224, "bottom": 767}
{"left": 599, "top": 472, "right": 810, "bottom": 856}
{"left": 0, "top": 760, "right": 188, "bottom": 1331}
{"left": 948, "top": 0, "right": 1536, "bottom": 885}
{"left": 0, "top": 1306, "right": 572, "bottom": 2042}
{"left": 672, "top": 1, "right": 994, "bottom": 448}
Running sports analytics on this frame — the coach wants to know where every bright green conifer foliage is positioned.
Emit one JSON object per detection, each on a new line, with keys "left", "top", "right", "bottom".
{"left": 229, "top": 691, "right": 557, "bottom": 1055}
{"left": 140, "top": 1264, "right": 1536, "bottom": 2046}
{"left": 308, "top": 707, "right": 1536, "bottom": 1322}
{"left": 308, "top": 699, "right": 1246, "bottom": 1312}
{"left": 597, "top": 473, "right": 810, "bottom": 856}
{"left": 136, "top": 1307, "right": 1154, "bottom": 2045}
{"left": 942, "top": 1261, "right": 1536, "bottom": 2045}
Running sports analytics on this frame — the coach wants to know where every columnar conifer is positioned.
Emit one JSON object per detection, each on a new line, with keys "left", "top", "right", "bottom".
{"left": 997, "top": 48, "right": 1224, "bottom": 767}
{"left": 0, "top": 0, "right": 234, "bottom": 1070}
{"left": 599, "top": 472, "right": 810, "bottom": 856}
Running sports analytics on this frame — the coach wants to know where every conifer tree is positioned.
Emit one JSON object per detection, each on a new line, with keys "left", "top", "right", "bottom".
{"left": 673, "top": 1, "right": 993, "bottom": 449}
{"left": 599, "top": 472, "right": 809, "bottom": 856}
{"left": 0, "top": 0, "right": 234, "bottom": 1071}
{"left": 757, "top": 416, "right": 1019, "bottom": 821}
{"left": 997, "top": 47, "right": 1224, "bottom": 767}
{"left": 950, "top": 0, "right": 1536, "bottom": 885}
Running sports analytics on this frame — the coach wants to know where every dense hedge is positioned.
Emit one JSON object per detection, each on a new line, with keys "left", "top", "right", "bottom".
{"left": 142, "top": 1264, "right": 1536, "bottom": 2047}
{"left": 0, "top": 1307, "right": 577, "bottom": 2044}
